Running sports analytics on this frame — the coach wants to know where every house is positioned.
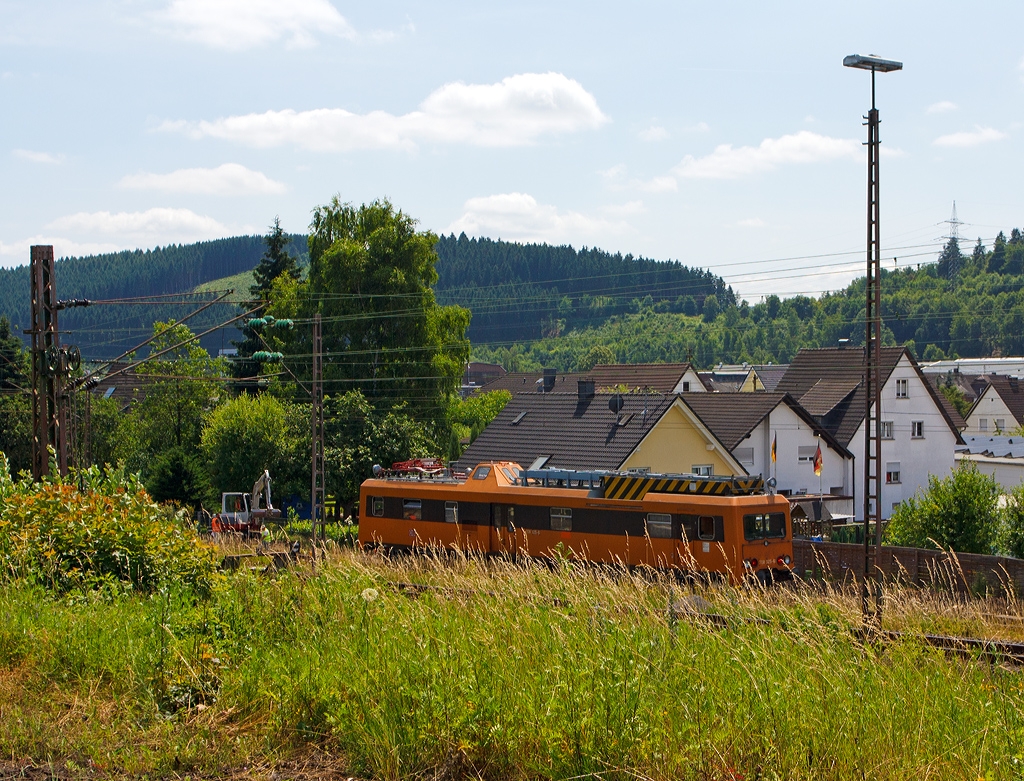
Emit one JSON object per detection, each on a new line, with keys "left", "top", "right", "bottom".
{"left": 962, "top": 375, "right": 1024, "bottom": 435}
{"left": 476, "top": 363, "right": 706, "bottom": 396}
{"left": 455, "top": 382, "right": 738, "bottom": 475}
{"left": 87, "top": 362, "right": 156, "bottom": 409}
{"left": 679, "top": 392, "right": 854, "bottom": 499}
{"left": 776, "top": 346, "right": 963, "bottom": 520}
{"left": 456, "top": 379, "right": 852, "bottom": 500}
{"left": 461, "top": 362, "right": 507, "bottom": 397}
{"left": 698, "top": 364, "right": 789, "bottom": 393}
{"left": 956, "top": 435, "right": 1024, "bottom": 490}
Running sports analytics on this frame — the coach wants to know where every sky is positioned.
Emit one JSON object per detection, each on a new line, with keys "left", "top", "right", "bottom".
{"left": 1, "top": 0, "right": 1022, "bottom": 302}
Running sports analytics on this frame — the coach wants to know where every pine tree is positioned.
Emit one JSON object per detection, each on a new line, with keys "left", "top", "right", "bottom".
{"left": 972, "top": 237, "right": 986, "bottom": 264}
{"left": 990, "top": 232, "right": 1007, "bottom": 274}
{"left": 937, "top": 236, "right": 963, "bottom": 281}
{"left": 250, "top": 217, "right": 300, "bottom": 300}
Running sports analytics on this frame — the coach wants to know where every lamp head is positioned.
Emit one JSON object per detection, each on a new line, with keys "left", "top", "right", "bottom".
{"left": 843, "top": 54, "right": 902, "bottom": 72}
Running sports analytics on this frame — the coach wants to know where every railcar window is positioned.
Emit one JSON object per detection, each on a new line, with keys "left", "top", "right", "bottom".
{"left": 500, "top": 467, "right": 517, "bottom": 482}
{"left": 743, "top": 513, "right": 787, "bottom": 540}
{"left": 445, "top": 501, "right": 458, "bottom": 523}
{"left": 698, "top": 515, "right": 716, "bottom": 540}
{"left": 371, "top": 497, "right": 384, "bottom": 517}
{"left": 474, "top": 466, "right": 491, "bottom": 480}
{"left": 646, "top": 513, "right": 673, "bottom": 538}
{"left": 550, "top": 507, "right": 572, "bottom": 531}
{"left": 403, "top": 499, "right": 422, "bottom": 520}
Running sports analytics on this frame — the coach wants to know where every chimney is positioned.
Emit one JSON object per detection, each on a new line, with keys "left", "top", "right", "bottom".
{"left": 577, "top": 378, "right": 595, "bottom": 400}
{"left": 542, "top": 367, "right": 556, "bottom": 393}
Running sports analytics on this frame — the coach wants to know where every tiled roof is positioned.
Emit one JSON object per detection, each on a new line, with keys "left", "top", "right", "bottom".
{"left": 776, "top": 346, "right": 962, "bottom": 446}
{"left": 978, "top": 375, "right": 1024, "bottom": 426}
{"left": 698, "top": 371, "right": 748, "bottom": 392}
{"left": 798, "top": 378, "right": 861, "bottom": 416}
{"left": 679, "top": 392, "right": 852, "bottom": 457}
{"left": 753, "top": 365, "right": 788, "bottom": 392}
{"left": 87, "top": 362, "right": 156, "bottom": 408}
{"left": 476, "top": 363, "right": 695, "bottom": 396}
{"left": 455, "top": 391, "right": 675, "bottom": 472}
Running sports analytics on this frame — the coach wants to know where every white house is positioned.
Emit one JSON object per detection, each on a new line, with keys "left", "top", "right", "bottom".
{"left": 962, "top": 375, "right": 1024, "bottom": 436}
{"left": 777, "top": 347, "right": 962, "bottom": 520}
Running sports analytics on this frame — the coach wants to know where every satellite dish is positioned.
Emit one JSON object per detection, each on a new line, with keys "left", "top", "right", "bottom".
{"left": 608, "top": 394, "right": 625, "bottom": 414}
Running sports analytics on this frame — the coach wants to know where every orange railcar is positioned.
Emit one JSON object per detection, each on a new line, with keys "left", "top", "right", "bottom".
{"left": 359, "top": 462, "right": 794, "bottom": 584}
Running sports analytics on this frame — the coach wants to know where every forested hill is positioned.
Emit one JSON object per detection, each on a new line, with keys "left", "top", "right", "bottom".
{"left": 472, "top": 232, "right": 1024, "bottom": 372}
{"left": 433, "top": 233, "right": 734, "bottom": 343}
{"left": 0, "top": 235, "right": 306, "bottom": 358}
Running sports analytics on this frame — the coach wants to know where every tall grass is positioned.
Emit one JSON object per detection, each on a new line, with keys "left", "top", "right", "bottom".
{"left": 1, "top": 550, "right": 1022, "bottom": 780}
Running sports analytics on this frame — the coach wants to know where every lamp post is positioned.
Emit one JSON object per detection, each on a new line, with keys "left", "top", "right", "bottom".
{"left": 843, "top": 53, "right": 902, "bottom": 626}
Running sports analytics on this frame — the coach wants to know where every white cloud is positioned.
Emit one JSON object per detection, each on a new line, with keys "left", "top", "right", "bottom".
{"left": 446, "top": 193, "right": 629, "bottom": 245}
{"left": 933, "top": 125, "right": 1008, "bottom": 148}
{"left": 0, "top": 237, "right": 121, "bottom": 266}
{"left": 927, "top": 100, "right": 958, "bottom": 114}
{"left": 599, "top": 164, "right": 677, "bottom": 193}
{"left": 161, "top": 72, "right": 608, "bottom": 151}
{"left": 737, "top": 217, "right": 766, "bottom": 228}
{"left": 119, "top": 163, "right": 287, "bottom": 195}
{"left": 157, "top": 0, "right": 355, "bottom": 50}
{"left": 639, "top": 125, "right": 669, "bottom": 142}
{"left": 13, "top": 149, "right": 63, "bottom": 164}
{"left": 45, "top": 207, "right": 244, "bottom": 245}
{"left": 685, "top": 122, "right": 710, "bottom": 133}
{"left": 672, "top": 130, "right": 860, "bottom": 179}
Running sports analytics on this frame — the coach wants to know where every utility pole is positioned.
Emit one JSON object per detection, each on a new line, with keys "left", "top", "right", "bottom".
{"left": 28, "top": 245, "right": 67, "bottom": 479}
{"left": 311, "top": 313, "right": 325, "bottom": 559}
{"left": 844, "top": 53, "right": 902, "bottom": 627}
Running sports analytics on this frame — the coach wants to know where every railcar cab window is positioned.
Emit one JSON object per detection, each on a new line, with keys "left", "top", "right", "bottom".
{"left": 550, "top": 507, "right": 572, "bottom": 531}
{"left": 698, "top": 515, "right": 716, "bottom": 540}
{"left": 743, "top": 513, "right": 786, "bottom": 541}
{"left": 473, "top": 466, "right": 491, "bottom": 480}
{"left": 500, "top": 467, "right": 517, "bottom": 482}
{"left": 445, "top": 501, "right": 458, "bottom": 523}
{"left": 371, "top": 497, "right": 384, "bottom": 517}
{"left": 646, "top": 513, "right": 672, "bottom": 538}
{"left": 403, "top": 499, "right": 422, "bottom": 520}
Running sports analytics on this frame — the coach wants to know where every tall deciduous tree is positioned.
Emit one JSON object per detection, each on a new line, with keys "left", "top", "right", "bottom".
{"left": 0, "top": 316, "right": 31, "bottom": 474}
{"left": 293, "top": 198, "right": 470, "bottom": 428}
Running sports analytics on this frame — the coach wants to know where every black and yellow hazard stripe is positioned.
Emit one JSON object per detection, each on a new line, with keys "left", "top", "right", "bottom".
{"left": 602, "top": 474, "right": 764, "bottom": 500}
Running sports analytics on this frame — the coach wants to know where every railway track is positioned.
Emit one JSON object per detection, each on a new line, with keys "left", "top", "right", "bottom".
{"left": 386, "top": 580, "right": 1024, "bottom": 666}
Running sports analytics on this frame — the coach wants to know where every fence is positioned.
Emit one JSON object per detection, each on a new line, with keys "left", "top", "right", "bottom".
{"left": 793, "top": 539, "right": 1024, "bottom": 596}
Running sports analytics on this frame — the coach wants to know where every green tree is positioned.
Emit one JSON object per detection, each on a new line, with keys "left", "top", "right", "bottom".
{"left": 201, "top": 393, "right": 309, "bottom": 502}
{"left": 323, "top": 390, "right": 434, "bottom": 505}
{"left": 446, "top": 390, "right": 512, "bottom": 459}
{"left": 936, "top": 236, "right": 964, "bottom": 281}
{"left": 118, "top": 321, "right": 225, "bottom": 474}
{"left": 295, "top": 199, "right": 470, "bottom": 436}
{"left": 884, "top": 463, "right": 1000, "bottom": 554}
{"left": 0, "top": 316, "right": 31, "bottom": 475}
{"left": 576, "top": 344, "right": 616, "bottom": 371}
{"left": 999, "top": 482, "right": 1024, "bottom": 559}
{"left": 251, "top": 216, "right": 301, "bottom": 299}
{"left": 702, "top": 294, "right": 720, "bottom": 323}
{"left": 146, "top": 446, "right": 210, "bottom": 510}
{"left": 989, "top": 232, "right": 1007, "bottom": 274}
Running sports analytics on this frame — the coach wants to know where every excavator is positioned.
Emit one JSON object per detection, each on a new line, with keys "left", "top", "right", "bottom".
{"left": 211, "top": 470, "right": 281, "bottom": 536}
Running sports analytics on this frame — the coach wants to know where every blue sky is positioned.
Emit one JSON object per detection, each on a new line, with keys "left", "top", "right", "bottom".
{"left": 1, "top": 0, "right": 1022, "bottom": 301}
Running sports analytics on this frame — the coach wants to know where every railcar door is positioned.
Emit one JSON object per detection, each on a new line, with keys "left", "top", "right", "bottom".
{"left": 490, "top": 505, "right": 516, "bottom": 557}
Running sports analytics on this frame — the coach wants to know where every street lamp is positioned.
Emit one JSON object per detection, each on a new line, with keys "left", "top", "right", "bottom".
{"left": 844, "top": 53, "right": 902, "bottom": 626}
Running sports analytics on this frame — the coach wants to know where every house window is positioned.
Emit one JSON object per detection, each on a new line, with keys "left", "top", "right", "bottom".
{"left": 911, "top": 421, "right": 924, "bottom": 438}
{"left": 995, "top": 418, "right": 1006, "bottom": 432}
{"left": 371, "top": 496, "right": 384, "bottom": 517}
{"left": 682, "top": 381, "right": 690, "bottom": 392}
{"left": 798, "top": 446, "right": 816, "bottom": 463}
{"left": 895, "top": 378, "right": 908, "bottom": 398}
{"left": 646, "top": 513, "right": 673, "bottom": 538}
{"left": 885, "top": 462, "right": 901, "bottom": 484}
{"left": 880, "top": 421, "right": 894, "bottom": 439}
{"left": 403, "top": 499, "right": 422, "bottom": 520}
{"left": 979, "top": 418, "right": 988, "bottom": 432}
{"left": 445, "top": 501, "right": 458, "bottom": 523}
{"left": 550, "top": 507, "right": 572, "bottom": 531}
{"left": 735, "top": 447, "right": 754, "bottom": 466}
{"left": 692, "top": 465, "right": 713, "bottom": 477}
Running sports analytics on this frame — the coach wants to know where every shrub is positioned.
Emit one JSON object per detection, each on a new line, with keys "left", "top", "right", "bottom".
{"left": 884, "top": 463, "right": 1000, "bottom": 554}
{"left": 0, "top": 455, "right": 219, "bottom": 594}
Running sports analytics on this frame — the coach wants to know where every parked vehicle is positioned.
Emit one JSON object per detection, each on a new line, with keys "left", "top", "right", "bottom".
{"left": 211, "top": 469, "right": 281, "bottom": 536}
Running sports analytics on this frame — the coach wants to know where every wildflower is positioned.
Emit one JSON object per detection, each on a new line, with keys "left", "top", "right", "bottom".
{"left": 361, "top": 587, "right": 380, "bottom": 602}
